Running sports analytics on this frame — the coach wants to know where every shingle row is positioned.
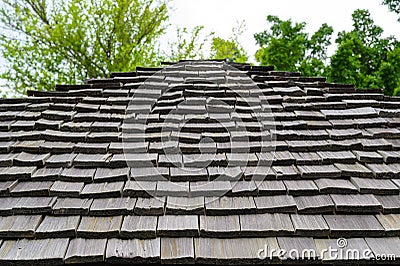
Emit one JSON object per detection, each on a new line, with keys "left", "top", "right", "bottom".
{"left": 1, "top": 193, "right": 400, "bottom": 215}
{"left": 0, "top": 236, "right": 399, "bottom": 264}
{"left": 1, "top": 213, "right": 400, "bottom": 239}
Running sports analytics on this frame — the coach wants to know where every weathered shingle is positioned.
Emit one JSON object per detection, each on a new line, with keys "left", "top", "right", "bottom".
{"left": 35, "top": 216, "right": 80, "bottom": 238}
{"left": 324, "top": 215, "right": 385, "bottom": 237}
{"left": 1, "top": 60, "right": 400, "bottom": 264}
{"left": 0, "top": 238, "right": 69, "bottom": 265}
{"left": 65, "top": 238, "right": 107, "bottom": 264}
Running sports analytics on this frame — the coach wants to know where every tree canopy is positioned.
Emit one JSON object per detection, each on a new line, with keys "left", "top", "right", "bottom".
{"left": 328, "top": 9, "right": 399, "bottom": 95}
{"left": 0, "top": 0, "right": 211, "bottom": 94}
{"left": 254, "top": 15, "right": 333, "bottom": 76}
{"left": 1, "top": 1, "right": 400, "bottom": 96}
{"left": 210, "top": 22, "right": 248, "bottom": 63}
{"left": 0, "top": 0, "right": 170, "bottom": 93}
{"left": 383, "top": 0, "right": 400, "bottom": 20}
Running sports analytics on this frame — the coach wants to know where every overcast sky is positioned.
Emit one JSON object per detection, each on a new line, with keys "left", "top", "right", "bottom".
{"left": 166, "top": 0, "right": 400, "bottom": 62}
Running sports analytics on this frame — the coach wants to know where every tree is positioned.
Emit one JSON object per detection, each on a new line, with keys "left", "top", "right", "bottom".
{"left": 383, "top": 0, "right": 400, "bottom": 20}
{"left": 254, "top": 15, "right": 333, "bottom": 76}
{"left": 378, "top": 46, "right": 400, "bottom": 95}
{"left": 0, "top": 0, "right": 168, "bottom": 93}
{"left": 328, "top": 9, "right": 398, "bottom": 93}
{"left": 299, "top": 23, "right": 334, "bottom": 77}
{"left": 167, "top": 26, "right": 212, "bottom": 62}
{"left": 210, "top": 22, "right": 248, "bottom": 63}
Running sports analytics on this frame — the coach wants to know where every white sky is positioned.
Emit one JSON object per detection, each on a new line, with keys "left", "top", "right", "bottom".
{"left": 165, "top": 0, "right": 400, "bottom": 62}
{"left": 1, "top": 0, "right": 399, "bottom": 92}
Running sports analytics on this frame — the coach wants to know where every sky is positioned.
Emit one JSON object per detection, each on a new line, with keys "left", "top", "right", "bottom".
{"left": 165, "top": 0, "right": 400, "bottom": 62}
{"left": 1, "top": 0, "right": 399, "bottom": 93}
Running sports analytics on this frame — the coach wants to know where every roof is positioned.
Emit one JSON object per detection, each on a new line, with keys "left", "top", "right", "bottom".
{"left": 0, "top": 60, "right": 400, "bottom": 264}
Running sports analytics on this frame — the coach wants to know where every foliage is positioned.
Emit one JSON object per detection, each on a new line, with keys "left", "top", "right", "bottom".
{"left": 254, "top": 15, "right": 333, "bottom": 76}
{"left": 166, "top": 26, "right": 212, "bottom": 62}
{"left": 0, "top": 0, "right": 169, "bottom": 93}
{"left": 378, "top": 46, "right": 400, "bottom": 95}
{"left": 328, "top": 9, "right": 399, "bottom": 94}
{"left": 383, "top": 0, "right": 400, "bottom": 20}
{"left": 210, "top": 22, "right": 248, "bottom": 63}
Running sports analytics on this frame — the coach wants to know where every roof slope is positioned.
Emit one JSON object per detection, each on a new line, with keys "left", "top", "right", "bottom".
{"left": 0, "top": 60, "right": 400, "bottom": 264}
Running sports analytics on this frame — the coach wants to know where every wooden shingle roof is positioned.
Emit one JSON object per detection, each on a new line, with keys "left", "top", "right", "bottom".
{"left": 0, "top": 60, "right": 399, "bottom": 264}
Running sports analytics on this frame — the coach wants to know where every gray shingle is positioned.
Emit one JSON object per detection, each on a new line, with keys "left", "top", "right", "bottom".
{"left": 121, "top": 215, "right": 157, "bottom": 238}
{"left": 77, "top": 216, "right": 123, "bottom": 238}
{"left": 94, "top": 168, "right": 129, "bottom": 182}
{"left": 230, "top": 181, "right": 258, "bottom": 196}
{"left": 350, "top": 177, "right": 398, "bottom": 194}
{"left": 0, "top": 238, "right": 69, "bottom": 265}
{"left": 317, "top": 151, "right": 356, "bottom": 164}
{"left": 277, "top": 237, "right": 319, "bottom": 260}
{"left": 157, "top": 215, "right": 198, "bottom": 237}
{"left": 290, "top": 214, "right": 329, "bottom": 236}
{"left": 330, "top": 194, "right": 382, "bottom": 213}
{"left": 10, "top": 181, "right": 52, "bottom": 196}
{"left": 295, "top": 195, "right": 334, "bottom": 214}
{"left": 0, "top": 166, "right": 37, "bottom": 180}
{"left": 53, "top": 198, "right": 93, "bottom": 215}
{"left": 49, "top": 181, "right": 84, "bottom": 197}
{"left": 194, "top": 237, "right": 279, "bottom": 264}
{"left": 284, "top": 180, "right": 319, "bottom": 196}
{"left": 135, "top": 197, "right": 165, "bottom": 215}
{"left": 89, "top": 197, "right": 136, "bottom": 215}
{"left": 65, "top": 238, "right": 107, "bottom": 264}
{"left": 12, "top": 197, "right": 56, "bottom": 214}
{"left": 354, "top": 150, "right": 383, "bottom": 163}
{"left": 46, "top": 153, "right": 76, "bottom": 167}
{"left": 123, "top": 181, "right": 156, "bottom": 197}
{"left": 200, "top": 215, "right": 240, "bottom": 237}
{"left": 257, "top": 180, "right": 286, "bottom": 195}
{"left": 292, "top": 152, "right": 322, "bottom": 165}
{"left": 375, "top": 195, "right": 400, "bottom": 213}
{"left": 81, "top": 181, "right": 124, "bottom": 198}
{"left": 206, "top": 196, "right": 257, "bottom": 215}
{"left": 166, "top": 196, "right": 204, "bottom": 215}
{"left": 73, "top": 153, "right": 111, "bottom": 167}
{"left": 0, "top": 215, "right": 42, "bottom": 238}
{"left": 335, "top": 163, "right": 374, "bottom": 178}
{"left": 190, "top": 181, "right": 231, "bottom": 197}
{"left": 365, "top": 237, "right": 400, "bottom": 259}
{"left": 314, "top": 178, "right": 358, "bottom": 194}
{"left": 106, "top": 238, "right": 160, "bottom": 264}
{"left": 35, "top": 216, "right": 80, "bottom": 238}
{"left": 297, "top": 164, "right": 341, "bottom": 179}
{"left": 161, "top": 237, "right": 194, "bottom": 264}
{"left": 156, "top": 181, "right": 189, "bottom": 197}
{"left": 32, "top": 167, "right": 62, "bottom": 180}
{"left": 324, "top": 215, "right": 385, "bottom": 237}
{"left": 366, "top": 163, "right": 400, "bottom": 178}
{"left": 240, "top": 213, "right": 294, "bottom": 236}
{"left": 254, "top": 195, "right": 297, "bottom": 213}
{"left": 60, "top": 167, "right": 96, "bottom": 182}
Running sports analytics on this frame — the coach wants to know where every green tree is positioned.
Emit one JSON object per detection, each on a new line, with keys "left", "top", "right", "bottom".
{"left": 254, "top": 15, "right": 333, "bottom": 76}
{"left": 328, "top": 9, "right": 398, "bottom": 93}
{"left": 0, "top": 0, "right": 169, "bottom": 93}
{"left": 378, "top": 45, "right": 400, "bottom": 95}
{"left": 210, "top": 22, "right": 248, "bottom": 63}
{"left": 167, "top": 26, "right": 212, "bottom": 62}
{"left": 383, "top": 0, "right": 400, "bottom": 20}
